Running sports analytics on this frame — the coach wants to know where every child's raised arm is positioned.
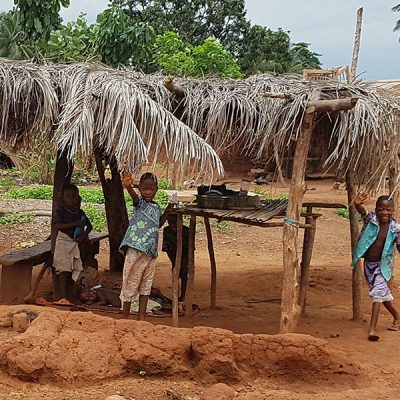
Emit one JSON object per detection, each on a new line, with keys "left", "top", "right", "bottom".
{"left": 354, "top": 192, "right": 368, "bottom": 217}
{"left": 122, "top": 173, "right": 139, "bottom": 206}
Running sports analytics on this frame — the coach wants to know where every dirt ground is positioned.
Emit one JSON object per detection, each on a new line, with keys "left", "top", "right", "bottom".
{"left": 1, "top": 180, "right": 400, "bottom": 399}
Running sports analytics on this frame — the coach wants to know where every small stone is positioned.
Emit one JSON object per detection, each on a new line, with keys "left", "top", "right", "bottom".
{"left": 1, "top": 316, "right": 13, "bottom": 328}
{"left": 201, "top": 383, "right": 235, "bottom": 400}
{"left": 105, "top": 396, "right": 127, "bottom": 400}
{"left": 12, "top": 313, "right": 29, "bottom": 333}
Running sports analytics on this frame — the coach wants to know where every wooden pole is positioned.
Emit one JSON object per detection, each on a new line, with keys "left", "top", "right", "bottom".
{"left": 346, "top": 170, "right": 364, "bottom": 321}
{"left": 280, "top": 91, "right": 320, "bottom": 333}
{"left": 204, "top": 217, "right": 217, "bottom": 309}
{"left": 94, "top": 150, "right": 129, "bottom": 272}
{"left": 350, "top": 7, "right": 364, "bottom": 83}
{"left": 389, "top": 160, "right": 399, "bottom": 217}
{"left": 299, "top": 211, "right": 318, "bottom": 313}
{"left": 172, "top": 214, "right": 183, "bottom": 327}
{"left": 273, "top": 141, "right": 286, "bottom": 187}
{"left": 185, "top": 215, "right": 196, "bottom": 317}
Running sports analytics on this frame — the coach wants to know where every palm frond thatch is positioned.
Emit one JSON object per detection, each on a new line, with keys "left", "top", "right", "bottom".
{"left": 123, "top": 72, "right": 400, "bottom": 189}
{"left": 0, "top": 60, "right": 224, "bottom": 177}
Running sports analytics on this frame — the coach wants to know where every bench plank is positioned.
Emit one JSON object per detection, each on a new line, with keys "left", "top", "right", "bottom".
{"left": 0, "top": 232, "right": 108, "bottom": 267}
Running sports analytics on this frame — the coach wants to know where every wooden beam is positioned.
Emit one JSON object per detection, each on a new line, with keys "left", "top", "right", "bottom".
{"left": 94, "top": 150, "right": 129, "bottom": 272}
{"left": 164, "top": 76, "right": 185, "bottom": 98}
{"left": 262, "top": 92, "right": 295, "bottom": 100}
{"left": 185, "top": 215, "right": 196, "bottom": 317}
{"left": 280, "top": 90, "right": 320, "bottom": 334}
{"left": 307, "top": 98, "right": 358, "bottom": 113}
{"left": 346, "top": 170, "right": 364, "bottom": 321}
{"left": 204, "top": 217, "right": 217, "bottom": 309}
{"left": 172, "top": 214, "right": 183, "bottom": 327}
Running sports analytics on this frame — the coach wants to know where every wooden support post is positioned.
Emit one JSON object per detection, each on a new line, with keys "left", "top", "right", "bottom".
{"left": 346, "top": 171, "right": 364, "bottom": 321}
{"left": 185, "top": 215, "right": 196, "bottom": 317}
{"left": 350, "top": 7, "right": 364, "bottom": 83}
{"left": 389, "top": 160, "right": 399, "bottom": 217}
{"left": 299, "top": 210, "right": 318, "bottom": 313}
{"left": 204, "top": 217, "right": 217, "bottom": 309}
{"left": 280, "top": 91, "right": 320, "bottom": 334}
{"left": 273, "top": 141, "right": 286, "bottom": 187}
{"left": 172, "top": 214, "right": 183, "bottom": 327}
{"left": 94, "top": 150, "right": 129, "bottom": 272}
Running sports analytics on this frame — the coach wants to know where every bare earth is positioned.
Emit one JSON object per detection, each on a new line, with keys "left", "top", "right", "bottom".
{"left": 0, "top": 180, "right": 400, "bottom": 399}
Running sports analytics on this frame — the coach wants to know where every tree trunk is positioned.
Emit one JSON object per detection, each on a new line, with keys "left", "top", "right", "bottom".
{"left": 280, "top": 91, "right": 320, "bottom": 333}
{"left": 94, "top": 150, "right": 129, "bottom": 272}
{"left": 346, "top": 170, "right": 364, "bottom": 321}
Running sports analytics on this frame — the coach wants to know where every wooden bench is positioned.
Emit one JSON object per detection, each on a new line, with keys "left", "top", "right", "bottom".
{"left": 0, "top": 232, "right": 108, "bottom": 304}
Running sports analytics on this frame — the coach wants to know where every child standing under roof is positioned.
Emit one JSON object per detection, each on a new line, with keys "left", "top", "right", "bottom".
{"left": 353, "top": 193, "right": 400, "bottom": 341}
{"left": 120, "top": 172, "right": 173, "bottom": 320}
{"left": 162, "top": 213, "right": 190, "bottom": 301}
{"left": 53, "top": 184, "right": 92, "bottom": 303}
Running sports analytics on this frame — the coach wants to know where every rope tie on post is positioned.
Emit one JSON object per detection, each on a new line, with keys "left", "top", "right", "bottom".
{"left": 284, "top": 217, "right": 300, "bottom": 228}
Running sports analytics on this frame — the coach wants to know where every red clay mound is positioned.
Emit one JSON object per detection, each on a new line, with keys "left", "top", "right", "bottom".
{"left": 0, "top": 311, "right": 365, "bottom": 387}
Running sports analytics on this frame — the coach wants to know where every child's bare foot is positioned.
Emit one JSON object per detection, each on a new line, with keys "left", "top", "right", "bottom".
{"left": 368, "top": 331, "right": 380, "bottom": 341}
{"left": 388, "top": 320, "right": 400, "bottom": 331}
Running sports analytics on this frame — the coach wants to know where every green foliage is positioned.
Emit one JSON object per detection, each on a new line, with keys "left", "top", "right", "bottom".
{"left": 123, "top": 0, "right": 249, "bottom": 55}
{"left": 6, "top": 186, "right": 53, "bottom": 200}
{"left": 0, "top": 212, "right": 35, "bottom": 225}
{"left": 393, "top": 4, "right": 400, "bottom": 34}
{"left": 82, "top": 205, "right": 107, "bottom": 231}
{"left": 336, "top": 208, "right": 349, "bottom": 219}
{"left": 154, "top": 32, "right": 243, "bottom": 78}
{"left": 210, "top": 219, "right": 233, "bottom": 233}
{"left": 0, "top": 175, "right": 17, "bottom": 192}
{"left": 0, "top": 11, "right": 30, "bottom": 59}
{"left": 47, "top": 13, "right": 97, "bottom": 62}
{"left": 14, "top": 0, "right": 70, "bottom": 42}
{"left": 95, "top": 2, "right": 155, "bottom": 67}
{"left": 158, "top": 179, "right": 173, "bottom": 190}
{"left": 238, "top": 25, "right": 321, "bottom": 75}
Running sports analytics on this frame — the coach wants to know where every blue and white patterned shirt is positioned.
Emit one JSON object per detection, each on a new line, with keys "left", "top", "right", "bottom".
{"left": 352, "top": 212, "right": 400, "bottom": 281}
{"left": 120, "top": 198, "right": 161, "bottom": 258}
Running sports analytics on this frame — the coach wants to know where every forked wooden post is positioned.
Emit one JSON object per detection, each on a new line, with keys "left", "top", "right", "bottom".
{"left": 204, "top": 217, "right": 217, "bottom": 308}
{"left": 185, "top": 215, "right": 196, "bottom": 317}
{"left": 280, "top": 91, "right": 320, "bottom": 333}
{"left": 346, "top": 171, "right": 364, "bottom": 321}
{"left": 172, "top": 214, "right": 183, "bottom": 327}
{"left": 280, "top": 93, "right": 359, "bottom": 333}
{"left": 299, "top": 210, "right": 318, "bottom": 313}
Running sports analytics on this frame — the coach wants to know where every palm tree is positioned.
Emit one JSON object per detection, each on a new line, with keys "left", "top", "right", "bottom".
{"left": 393, "top": 4, "right": 400, "bottom": 33}
{"left": 0, "top": 11, "right": 32, "bottom": 59}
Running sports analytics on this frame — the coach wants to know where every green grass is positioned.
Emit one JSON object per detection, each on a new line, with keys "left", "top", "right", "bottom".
{"left": 336, "top": 208, "right": 349, "bottom": 219}
{"left": 0, "top": 212, "right": 35, "bottom": 225}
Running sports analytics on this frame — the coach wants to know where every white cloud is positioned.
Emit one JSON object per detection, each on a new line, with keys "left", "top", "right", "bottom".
{"left": 1, "top": 0, "right": 399, "bottom": 79}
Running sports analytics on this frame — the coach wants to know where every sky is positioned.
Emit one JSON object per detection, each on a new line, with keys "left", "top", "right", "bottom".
{"left": 1, "top": 0, "right": 399, "bottom": 80}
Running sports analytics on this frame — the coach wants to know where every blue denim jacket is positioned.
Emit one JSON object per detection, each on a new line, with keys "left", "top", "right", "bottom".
{"left": 352, "top": 212, "right": 400, "bottom": 281}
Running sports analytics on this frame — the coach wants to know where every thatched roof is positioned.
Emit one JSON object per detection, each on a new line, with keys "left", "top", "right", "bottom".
{"left": 0, "top": 60, "right": 223, "bottom": 177}
{"left": 128, "top": 73, "right": 400, "bottom": 188}
{"left": 1, "top": 59, "right": 400, "bottom": 188}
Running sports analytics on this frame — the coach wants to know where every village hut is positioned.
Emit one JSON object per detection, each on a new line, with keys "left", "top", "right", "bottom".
{"left": 0, "top": 59, "right": 223, "bottom": 273}
{"left": 2, "top": 59, "right": 400, "bottom": 333}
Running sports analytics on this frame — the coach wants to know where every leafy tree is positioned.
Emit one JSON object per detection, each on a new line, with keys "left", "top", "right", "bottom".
{"left": 122, "top": 0, "right": 250, "bottom": 55}
{"left": 0, "top": 10, "right": 39, "bottom": 59}
{"left": 154, "top": 31, "right": 243, "bottom": 78}
{"left": 13, "top": 0, "right": 70, "bottom": 42}
{"left": 238, "top": 25, "right": 292, "bottom": 75}
{"left": 95, "top": 2, "right": 155, "bottom": 67}
{"left": 288, "top": 42, "right": 321, "bottom": 73}
{"left": 238, "top": 25, "right": 321, "bottom": 75}
{"left": 47, "top": 13, "right": 98, "bottom": 62}
{"left": 393, "top": 4, "right": 400, "bottom": 35}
